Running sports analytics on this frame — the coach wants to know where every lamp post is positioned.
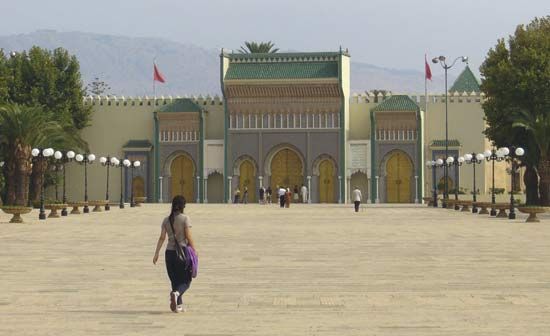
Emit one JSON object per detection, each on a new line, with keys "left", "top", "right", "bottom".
{"left": 75, "top": 153, "right": 96, "bottom": 213}
{"left": 119, "top": 159, "right": 131, "bottom": 208}
{"left": 52, "top": 151, "right": 64, "bottom": 202}
{"left": 31, "top": 148, "right": 54, "bottom": 220}
{"left": 426, "top": 159, "right": 444, "bottom": 207}
{"left": 464, "top": 152, "right": 485, "bottom": 213}
{"left": 60, "top": 151, "right": 76, "bottom": 216}
{"left": 500, "top": 147, "right": 525, "bottom": 219}
{"left": 432, "top": 55, "right": 468, "bottom": 208}
{"left": 129, "top": 160, "right": 141, "bottom": 207}
{"left": 447, "top": 156, "right": 465, "bottom": 210}
{"left": 100, "top": 156, "right": 118, "bottom": 211}
{"left": 484, "top": 148, "right": 506, "bottom": 216}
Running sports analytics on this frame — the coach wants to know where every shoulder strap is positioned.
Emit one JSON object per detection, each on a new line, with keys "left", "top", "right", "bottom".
{"left": 168, "top": 215, "right": 181, "bottom": 247}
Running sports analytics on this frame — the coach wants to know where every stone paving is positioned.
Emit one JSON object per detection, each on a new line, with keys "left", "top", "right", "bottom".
{"left": 0, "top": 203, "right": 549, "bottom": 336}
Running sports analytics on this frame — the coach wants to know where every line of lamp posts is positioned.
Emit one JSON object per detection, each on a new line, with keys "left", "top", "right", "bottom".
{"left": 29, "top": 148, "right": 141, "bottom": 220}
{"left": 427, "top": 146, "right": 524, "bottom": 220}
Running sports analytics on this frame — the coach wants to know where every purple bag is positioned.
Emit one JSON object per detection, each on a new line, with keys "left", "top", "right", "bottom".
{"left": 185, "top": 246, "right": 198, "bottom": 278}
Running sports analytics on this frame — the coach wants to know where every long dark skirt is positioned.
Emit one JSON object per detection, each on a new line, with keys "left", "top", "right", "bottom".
{"left": 165, "top": 249, "right": 192, "bottom": 304}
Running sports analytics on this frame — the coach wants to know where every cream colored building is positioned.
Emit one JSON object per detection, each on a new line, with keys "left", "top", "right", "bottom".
{"left": 57, "top": 50, "right": 519, "bottom": 204}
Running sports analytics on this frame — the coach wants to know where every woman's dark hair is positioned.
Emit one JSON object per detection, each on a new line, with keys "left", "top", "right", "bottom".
{"left": 169, "top": 195, "right": 186, "bottom": 227}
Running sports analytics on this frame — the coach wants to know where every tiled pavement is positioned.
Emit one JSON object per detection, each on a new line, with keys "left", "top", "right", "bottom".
{"left": 0, "top": 203, "right": 549, "bottom": 335}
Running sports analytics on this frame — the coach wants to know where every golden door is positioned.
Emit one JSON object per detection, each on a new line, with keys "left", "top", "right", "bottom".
{"left": 171, "top": 155, "right": 195, "bottom": 202}
{"left": 132, "top": 176, "right": 145, "bottom": 197}
{"left": 270, "top": 149, "right": 303, "bottom": 192}
{"left": 386, "top": 151, "right": 412, "bottom": 203}
{"left": 319, "top": 160, "right": 335, "bottom": 203}
{"left": 239, "top": 160, "right": 256, "bottom": 203}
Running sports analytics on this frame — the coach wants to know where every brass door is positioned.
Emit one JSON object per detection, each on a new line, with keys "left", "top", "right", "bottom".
{"left": 132, "top": 176, "right": 145, "bottom": 197}
{"left": 239, "top": 160, "right": 256, "bottom": 203}
{"left": 386, "top": 151, "right": 412, "bottom": 203}
{"left": 319, "top": 160, "right": 335, "bottom": 203}
{"left": 171, "top": 155, "right": 195, "bottom": 202}
{"left": 270, "top": 149, "right": 303, "bottom": 192}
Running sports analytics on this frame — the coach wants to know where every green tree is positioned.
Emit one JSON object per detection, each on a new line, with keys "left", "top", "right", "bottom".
{"left": 480, "top": 16, "right": 550, "bottom": 205}
{"left": 239, "top": 41, "right": 279, "bottom": 54}
{"left": 0, "top": 104, "right": 87, "bottom": 205}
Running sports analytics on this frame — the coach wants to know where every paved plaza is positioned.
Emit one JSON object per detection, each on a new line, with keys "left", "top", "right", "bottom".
{"left": 0, "top": 203, "right": 549, "bottom": 335}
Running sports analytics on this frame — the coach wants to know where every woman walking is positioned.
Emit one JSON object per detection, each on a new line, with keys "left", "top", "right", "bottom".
{"left": 153, "top": 195, "right": 198, "bottom": 313}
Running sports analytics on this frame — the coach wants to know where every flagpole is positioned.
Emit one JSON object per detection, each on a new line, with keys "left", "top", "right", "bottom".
{"left": 153, "top": 58, "right": 156, "bottom": 102}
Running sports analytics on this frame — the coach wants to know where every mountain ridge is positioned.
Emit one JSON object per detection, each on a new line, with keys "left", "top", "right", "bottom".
{"left": 0, "top": 30, "right": 455, "bottom": 96}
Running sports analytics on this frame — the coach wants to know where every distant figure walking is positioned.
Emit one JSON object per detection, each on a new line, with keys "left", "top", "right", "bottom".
{"left": 234, "top": 188, "right": 240, "bottom": 204}
{"left": 243, "top": 187, "right": 248, "bottom": 204}
{"left": 285, "top": 188, "right": 291, "bottom": 208}
{"left": 293, "top": 185, "right": 299, "bottom": 202}
{"left": 278, "top": 186, "right": 286, "bottom": 208}
{"left": 300, "top": 184, "right": 308, "bottom": 203}
{"left": 352, "top": 186, "right": 362, "bottom": 212}
{"left": 153, "top": 195, "right": 197, "bottom": 313}
{"left": 266, "top": 186, "right": 272, "bottom": 204}
{"left": 259, "top": 186, "right": 265, "bottom": 204}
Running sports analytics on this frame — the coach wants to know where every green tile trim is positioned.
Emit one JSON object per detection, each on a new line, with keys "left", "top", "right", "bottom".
{"left": 450, "top": 66, "right": 480, "bottom": 93}
{"left": 225, "top": 62, "right": 338, "bottom": 80}
{"left": 372, "top": 95, "right": 420, "bottom": 112}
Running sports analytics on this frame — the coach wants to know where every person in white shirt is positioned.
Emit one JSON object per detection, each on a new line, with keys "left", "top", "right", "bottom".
{"left": 352, "top": 186, "right": 362, "bottom": 212}
{"left": 278, "top": 186, "right": 286, "bottom": 208}
{"left": 300, "top": 184, "right": 308, "bottom": 203}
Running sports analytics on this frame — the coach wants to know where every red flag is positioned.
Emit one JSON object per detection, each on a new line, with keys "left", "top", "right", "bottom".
{"left": 425, "top": 55, "right": 432, "bottom": 81}
{"left": 153, "top": 63, "right": 166, "bottom": 83}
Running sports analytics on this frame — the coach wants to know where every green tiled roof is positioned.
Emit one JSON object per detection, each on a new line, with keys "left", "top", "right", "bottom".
{"left": 450, "top": 66, "right": 480, "bottom": 93}
{"left": 371, "top": 95, "right": 419, "bottom": 112}
{"left": 123, "top": 140, "right": 152, "bottom": 149}
{"left": 430, "top": 139, "right": 461, "bottom": 147}
{"left": 228, "top": 52, "right": 341, "bottom": 61}
{"left": 225, "top": 62, "right": 338, "bottom": 80}
{"left": 157, "top": 98, "right": 202, "bottom": 113}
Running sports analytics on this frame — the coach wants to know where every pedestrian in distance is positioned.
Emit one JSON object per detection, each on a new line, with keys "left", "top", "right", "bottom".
{"left": 352, "top": 186, "right": 362, "bottom": 212}
{"left": 293, "top": 185, "right": 299, "bottom": 202}
{"left": 153, "top": 195, "right": 198, "bottom": 313}
{"left": 234, "top": 188, "right": 240, "bottom": 204}
{"left": 300, "top": 184, "right": 308, "bottom": 203}
{"left": 243, "top": 187, "right": 248, "bottom": 204}
{"left": 259, "top": 186, "right": 265, "bottom": 204}
{"left": 278, "top": 186, "right": 286, "bottom": 208}
{"left": 266, "top": 186, "right": 272, "bottom": 204}
{"left": 285, "top": 188, "right": 291, "bottom": 208}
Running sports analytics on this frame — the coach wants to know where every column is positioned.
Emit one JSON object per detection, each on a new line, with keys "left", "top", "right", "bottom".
{"left": 346, "top": 176, "right": 351, "bottom": 203}
{"left": 258, "top": 175, "right": 263, "bottom": 188}
{"left": 204, "top": 176, "right": 208, "bottom": 203}
{"left": 307, "top": 175, "right": 312, "bottom": 204}
{"left": 338, "top": 175, "right": 342, "bottom": 204}
{"left": 159, "top": 176, "right": 163, "bottom": 203}
{"left": 414, "top": 175, "right": 419, "bottom": 204}
{"left": 375, "top": 176, "right": 380, "bottom": 203}
{"left": 196, "top": 176, "right": 200, "bottom": 203}
{"left": 227, "top": 176, "right": 232, "bottom": 203}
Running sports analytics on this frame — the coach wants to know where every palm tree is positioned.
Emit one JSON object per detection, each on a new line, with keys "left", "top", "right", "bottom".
{"left": 512, "top": 110, "right": 550, "bottom": 205}
{"left": 239, "top": 41, "right": 279, "bottom": 54}
{"left": 0, "top": 104, "right": 87, "bottom": 206}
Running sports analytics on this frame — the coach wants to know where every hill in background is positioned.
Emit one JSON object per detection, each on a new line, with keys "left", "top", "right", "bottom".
{"left": 0, "top": 30, "right": 455, "bottom": 96}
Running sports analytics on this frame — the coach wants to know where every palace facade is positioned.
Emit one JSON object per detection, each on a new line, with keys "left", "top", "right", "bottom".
{"left": 60, "top": 50, "right": 517, "bottom": 204}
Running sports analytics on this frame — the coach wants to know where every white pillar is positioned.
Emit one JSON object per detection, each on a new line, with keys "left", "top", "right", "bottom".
{"left": 375, "top": 175, "right": 380, "bottom": 203}
{"left": 307, "top": 175, "right": 312, "bottom": 204}
{"left": 204, "top": 176, "right": 208, "bottom": 203}
{"left": 338, "top": 175, "right": 342, "bottom": 204}
{"left": 196, "top": 176, "right": 200, "bottom": 203}
{"left": 414, "top": 175, "right": 419, "bottom": 204}
{"left": 227, "top": 176, "right": 232, "bottom": 203}
{"left": 159, "top": 176, "right": 163, "bottom": 203}
{"left": 258, "top": 175, "right": 263, "bottom": 188}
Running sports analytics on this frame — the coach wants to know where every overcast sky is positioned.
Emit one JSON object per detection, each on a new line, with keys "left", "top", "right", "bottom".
{"left": 1, "top": 0, "right": 548, "bottom": 71}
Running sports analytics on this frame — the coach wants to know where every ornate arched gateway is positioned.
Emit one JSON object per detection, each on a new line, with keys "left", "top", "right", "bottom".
{"left": 270, "top": 148, "right": 303, "bottom": 192}
{"left": 239, "top": 160, "right": 256, "bottom": 203}
{"left": 170, "top": 154, "right": 195, "bottom": 202}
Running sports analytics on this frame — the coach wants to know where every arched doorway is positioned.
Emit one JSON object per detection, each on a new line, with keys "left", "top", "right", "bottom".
{"left": 170, "top": 154, "right": 195, "bottom": 202}
{"left": 386, "top": 151, "right": 412, "bottom": 203}
{"left": 239, "top": 160, "right": 256, "bottom": 203}
{"left": 270, "top": 148, "right": 303, "bottom": 193}
{"left": 319, "top": 159, "right": 335, "bottom": 203}
{"left": 207, "top": 172, "right": 224, "bottom": 203}
{"left": 350, "top": 171, "right": 368, "bottom": 202}
{"left": 132, "top": 176, "right": 145, "bottom": 198}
